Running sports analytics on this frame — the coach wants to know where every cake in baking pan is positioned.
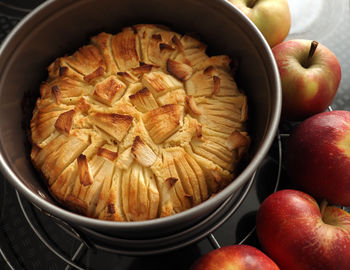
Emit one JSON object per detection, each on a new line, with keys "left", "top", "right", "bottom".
{"left": 30, "top": 24, "right": 250, "bottom": 221}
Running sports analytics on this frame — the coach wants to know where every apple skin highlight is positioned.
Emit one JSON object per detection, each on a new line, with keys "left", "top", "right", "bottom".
{"left": 190, "top": 245, "right": 279, "bottom": 270}
{"left": 272, "top": 39, "right": 341, "bottom": 121}
{"left": 256, "top": 189, "right": 350, "bottom": 270}
{"left": 285, "top": 110, "right": 350, "bottom": 205}
{"left": 229, "top": 0, "right": 291, "bottom": 47}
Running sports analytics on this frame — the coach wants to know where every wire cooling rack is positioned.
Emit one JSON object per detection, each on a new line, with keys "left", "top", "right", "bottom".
{"left": 2, "top": 0, "right": 350, "bottom": 268}
{"left": 5, "top": 129, "right": 283, "bottom": 270}
{"left": 12, "top": 106, "right": 338, "bottom": 269}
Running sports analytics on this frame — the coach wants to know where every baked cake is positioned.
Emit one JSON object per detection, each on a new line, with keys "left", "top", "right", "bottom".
{"left": 30, "top": 24, "right": 250, "bottom": 221}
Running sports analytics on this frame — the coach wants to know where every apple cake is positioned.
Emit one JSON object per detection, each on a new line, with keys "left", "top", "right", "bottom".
{"left": 30, "top": 24, "right": 250, "bottom": 221}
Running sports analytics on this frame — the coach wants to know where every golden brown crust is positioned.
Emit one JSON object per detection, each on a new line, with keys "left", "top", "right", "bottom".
{"left": 90, "top": 32, "right": 119, "bottom": 75}
{"left": 143, "top": 104, "right": 183, "bottom": 144}
{"left": 131, "top": 63, "right": 155, "bottom": 75}
{"left": 75, "top": 97, "right": 91, "bottom": 114}
{"left": 84, "top": 66, "right": 105, "bottom": 83}
{"left": 93, "top": 76, "right": 126, "bottom": 106}
{"left": 166, "top": 59, "right": 193, "bottom": 82}
{"left": 65, "top": 44, "right": 106, "bottom": 77}
{"left": 54, "top": 109, "right": 75, "bottom": 134}
{"left": 116, "top": 71, "right": 138, "bottom": 84}
{"left": 97, "top": 147, "right": 118, "bottom": 161}
{"left": 128, "top": 87, "right": 158, "bottom": 113}
{"left": 30, "top": 24, "right": 249, "bottom": 222}
{"left": 90, "top": 112, "right": 133, "bottom": 142}
{"left": 111, "top": 27, "right": 140, "bottom": 71}
{"left": 142, "top": 71, "right": 183, "bottom": 97}
{"left": 212, "top": 76, "right": 221, "bottom": 96}
{"left": 51, "top": 85, "right": 61, "bottom": 104}
{"left": 185, "top": 95, "right": 201, "bottom": 115}
{"left": 131, "top": 136, "right": 157, "bottom": 167}
{"left": 77, "top": 154, "right": 93, "bottom": 186}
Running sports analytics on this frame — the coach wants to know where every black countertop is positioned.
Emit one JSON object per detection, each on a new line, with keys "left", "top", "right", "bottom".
{"left": 0, "top": 1, "right": 349, "bottom": 269}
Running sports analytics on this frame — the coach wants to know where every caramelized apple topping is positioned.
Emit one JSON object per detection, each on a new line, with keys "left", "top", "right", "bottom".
{"left": 90, "top": 112, "right": 133, "bottom": 141}
{"left": 212, "top": 76, "right": 221, "bottom": 96}
{"left": 159, "top": 43, "right": 175, "bottom": 51}
{"left": 196, "top": 123, "right": 203, "bottom": 138}
{"left": 143, "top": 104, "right": 183, "bottom": 144}
{"left": 203, "top": 66, "right": 216, "bottom": 75}
{"left": 65, "top": 44, "right": 106, "bottom": 76}
{"left": 30, "top": 24, "right": 249, "bottom": 222}
{"left": 184, "top": 194, "right": 194, "bottom": 206}
{"left": 142, "top": 71, "right": 183, "bottom": 96}
{"left": 212, "top": 171, "right": 222, "bottom": 184}
{"left": 75, "top": 98, "right": 91, "bottom": 114}
{"left": 185, "top": 95, "right": 201, "bottom": 115}
{"left": 116, "top": 147, "right": 134, "bottom": 170}
{"left": 226, "top": 131, "right": 250, "bottom": 158}
{"left": 167, "top": 59, "right": 193, "bottom": 82}
{"left": 83, "top": 66, "right": 105, "bottom": 83}
{"left": 171, "top": 35, "right": 184, "bottom": 53}
{"left": 226, "top": 131, "right": 250, "bottom": 151}
{"left": 111, "top": 27, "right": 140, "bottom": 71}
{"left": 93, "top": 76, "right": 126, "bottom": 106}
{"left": 116, "top": 71, "right": 138, "bottom": 83}
{"left": 131, "top": 64, "right": 154, "bottom": 75}
{"left": 97, "top": 147, "right": 118, "bottom": 161}
{"left": 165, "top": 177, "right": 178, "bottom": 189}
{"left": 59, "top": 66, "right": 68, "bottom": 77}
{"left": 51, "top": 85, "right": 62, "bottom": 105}
{"left": 54, "top": 110, "right": 75, "bottom": 134}
{"left": 131, "top": 136, "right": 157, "bottom": 167}
{"left": 152, "top": 34, "right": 162, "bottom": 41}
{"left": 77, "top": 154, "right": 93, "bottom": 186}
{"left": 129, "top": 88, "right": 158, "bottom": 112}
{"left": 107, "top": 203, "right": 116, "bottom": 214}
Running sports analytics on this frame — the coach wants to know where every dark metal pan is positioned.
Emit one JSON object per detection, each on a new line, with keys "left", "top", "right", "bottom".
{"left": 0, "top": 0, "right": 281, "bottom": 247}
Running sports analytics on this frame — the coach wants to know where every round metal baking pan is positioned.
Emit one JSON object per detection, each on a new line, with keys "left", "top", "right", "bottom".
{"left": 76, "top": 175, "right": 255, "bottom": 255}
{"left": 17, "top": 172, "right": 254, "bottom": 256}
{"left": 0, "top": 0, "right": 281, "bottom": 241}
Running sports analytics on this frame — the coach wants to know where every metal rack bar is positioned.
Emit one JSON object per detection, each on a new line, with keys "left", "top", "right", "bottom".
{"left": 0, "top": 1, "right": 32, "bottom": 13}
{"left": 0, "top": 247, "right": 16, "bottom": 270}
{"left": 208, "top": 234, "right": 221, "bottom": 249}
{"left": 64, "top": 243, "right": 86, "bottom": 270}
{"left": 0, "top": 176, "right": 25, "bottom": 270}
{"left": 16, "top": 191, "right": 87, "bottom": 270}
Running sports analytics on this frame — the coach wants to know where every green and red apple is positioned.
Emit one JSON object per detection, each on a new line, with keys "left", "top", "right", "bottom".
{"left": 256, "top": 189, "right": 350, "bottom": 270}
{"left": 190, "top": 244, "right": 279, "bottom": 270}
{"left": 229, "top": 0, "right": 291, "bottom": 47}
{"left": 273, "top": 39, "right": 341, "bottom": 121}
{"left": 285, "top": 110, "right": 350, "bottom": 205}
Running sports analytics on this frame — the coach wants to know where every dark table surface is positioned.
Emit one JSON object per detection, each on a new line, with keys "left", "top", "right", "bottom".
{"left": 0, "top": 0, "right": 349, "bottom": 269}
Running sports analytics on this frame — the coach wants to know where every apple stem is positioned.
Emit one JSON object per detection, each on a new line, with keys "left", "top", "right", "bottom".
{"left": 305, "top": 41, "right": 319, "bottom": 68}
{"left": 320, "top": 199, "right": 328, "bottom": 218}
{"left": 248, "top": 0, "right": 258, "bottom": 8}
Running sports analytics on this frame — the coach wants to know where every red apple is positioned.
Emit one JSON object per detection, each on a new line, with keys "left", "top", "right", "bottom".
{"left": 229, "top": 0, "right": 291, "bottom": 47}
{"left": 285, "top": 110, "right": 350, "bottom": 205}
{"left": 190, "top": 244, "right": 279, "bottom": 270}
{"left": 256, "top": 189, "right": 350, "bottom": 270}
{"left": 273, "top": 39, "right": 341, "bottom": 121}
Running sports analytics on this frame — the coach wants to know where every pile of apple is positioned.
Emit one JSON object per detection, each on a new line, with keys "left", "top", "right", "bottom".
{"left": 190, "top": 0, "right": 350, "bottom": 269}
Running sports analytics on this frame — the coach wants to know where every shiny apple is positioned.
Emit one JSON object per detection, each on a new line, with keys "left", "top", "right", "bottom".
{"left": 273, "top": 39, "right": 341, "bottom": 121}
{"left": 285, "top": 110, "right": 350, "bottom": 205}
{"left": 256, "top": 189, "right": 350, "bottom": 270}
{"left": 190, "top": 244, "right": 279, "bottom": 270}
{"left": 229, "top": 0, "right": 291, "bottom": 47}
